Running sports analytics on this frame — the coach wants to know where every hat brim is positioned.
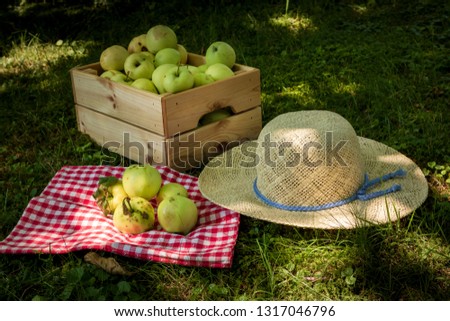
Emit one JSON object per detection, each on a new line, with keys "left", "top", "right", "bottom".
{"left": 198, "top": 137, "right": 429, "bottom": 229}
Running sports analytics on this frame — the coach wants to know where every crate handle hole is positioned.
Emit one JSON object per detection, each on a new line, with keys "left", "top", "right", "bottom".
{"left": 198, "top": 106, "right": 234, "bottom": 127}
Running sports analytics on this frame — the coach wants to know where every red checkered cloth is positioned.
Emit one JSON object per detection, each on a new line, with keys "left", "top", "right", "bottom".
{"left": 0, "top": 165, "right": 240, "bottom": 268}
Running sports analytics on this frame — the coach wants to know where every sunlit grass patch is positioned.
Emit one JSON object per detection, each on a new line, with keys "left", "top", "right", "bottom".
{"left": 349, "top": 4, "right": 370, "bottom": 15}
{"left": 2, "top": 34, "right": 90, "bottom": 71}
{"left": 281, "top": 81, "right": 319, "bottom": 105}
{"left": 1, "top": 33, "right": 96, "bottom": 94}
{"left": 270, "top": 237, "right": 359, "bottom": 300}
{"left": 270, "top": 13, "right": 317, "bottom": 32}
{"left": 331, "top": 80, "right": 359, "bottom": 96}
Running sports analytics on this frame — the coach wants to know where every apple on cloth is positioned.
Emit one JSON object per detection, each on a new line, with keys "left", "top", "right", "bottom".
{"left": 0, "top": 165, "right": 240, "bottom": 268}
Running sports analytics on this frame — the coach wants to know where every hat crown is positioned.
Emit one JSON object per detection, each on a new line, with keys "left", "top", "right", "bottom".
{"left": 255, "top": 111, "right": 365, "bottom": 208}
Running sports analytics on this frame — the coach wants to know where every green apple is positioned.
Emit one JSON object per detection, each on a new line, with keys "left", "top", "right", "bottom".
{"left": 124, "top": 52, "right": 155, "bottom": 80}
{"left": 113, "top": 197, "right": 155, "bottom": 234}
{"left": 184, "top": 64, "right": 199, "bottom": 75}
{"left": 139, "top": 51, "right": 155, "bottom": 60}
{"left": 127, "top": 34, "right": 148, "bottom": 53}
{"left": 163, "top": 65, "right": 194, "bottom": 93}
{"left": 175, "top": 64, "right": 199, "bottom": 75}
{"left": 193, "top": 71, "right": 215, "bottom": 87}
{"left": 197, "top": 64, "right": 210, "bottom": 73}
{"left": 131, "top": 78, "right": 158, "bottom": 94}
{"left": 154, "top": 47, "right": 181, "bottom": 67}
{"left": 100, "top": 45, "right": 129, "bottom": 71}
{"left": 146, "top": 24, "right": 178, "bottom": 54}
{"left": 110, "top": 72, "right": 132, "bottom": 85}
{"left": 151, "top": 63, "right": 177, "bottom": 94}
{"left": 93, "top": 176, "right": 129, "bottom": 216}
{"left": 199, "top": 109, "right": 233, "bottom": 126}
{"left": 100, "top": 69, "right": 123, "bottom": 79}
{"left": 122, "top": 164, "right": 162, "bottom": 200}
{"left": 156, "top": 182, "right": 189, "bottom": 205}
{"left": 177, "top": 44, "right": 188, "bottom": 64}
{"left": 205, "top": 41, "right": 236, "bottom": 68}
{"left": 157, "top": 195, "right": 198, "bottom": 235}
{"left": 205, "top": 63, "right": 234, "bottom": 81}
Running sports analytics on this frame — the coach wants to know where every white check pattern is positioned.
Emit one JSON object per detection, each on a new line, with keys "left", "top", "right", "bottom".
{"left": 0, "top": 166, "right": 240, "bottom": 268}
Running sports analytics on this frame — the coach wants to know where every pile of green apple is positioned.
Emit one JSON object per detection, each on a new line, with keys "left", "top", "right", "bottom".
{"left": 99, "top": 24, "right": 237, "bottom": 94}
{"left": 93, "top": 164, "right": 198, "bottom": 235}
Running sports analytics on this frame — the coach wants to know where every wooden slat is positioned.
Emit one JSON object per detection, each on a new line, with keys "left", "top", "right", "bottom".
{"left": 75, "top": 104, "right": 262, "bottom": 172}
{"left": 75, "top": 105, "right": 167, "bottom": 165}
{"left": 166, "top": 106, "right": 262, "bottom": 171}
{"left": 162, "top": 68, "right": 261, "bottom": 137}
{"left": 70, "top": 66, "right": 166, "bottom": 135}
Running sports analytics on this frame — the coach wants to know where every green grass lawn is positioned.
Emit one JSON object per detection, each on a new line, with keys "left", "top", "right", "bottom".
{"left": 1, "top": 0, "right": 449, "bottom": 300}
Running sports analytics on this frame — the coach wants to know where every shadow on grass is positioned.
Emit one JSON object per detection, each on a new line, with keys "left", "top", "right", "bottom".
{"left": 349, "top": 224, "right": 450, "bottom": 300}
{"left": 232, "top": 214, "right": 450, "bottom": 300}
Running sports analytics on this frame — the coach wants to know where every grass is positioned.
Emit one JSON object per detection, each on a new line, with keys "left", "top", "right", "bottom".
{"left": 1, "top": 0, "right": 449, "bottom": 300}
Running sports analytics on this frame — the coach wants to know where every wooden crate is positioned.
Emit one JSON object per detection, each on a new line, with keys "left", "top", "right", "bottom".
{"left": 75, "top": 104, "right": 262, "bottom": 170}
{"left": 70, "top": 53, "right": 262, "bottom": 171}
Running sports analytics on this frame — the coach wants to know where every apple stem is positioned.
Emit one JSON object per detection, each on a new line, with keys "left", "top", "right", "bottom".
{"left": 123, "top": 197, "right": 132, "bottom": 216}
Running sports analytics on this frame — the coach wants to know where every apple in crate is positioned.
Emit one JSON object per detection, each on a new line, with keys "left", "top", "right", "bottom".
{"left": 205, "top": 63, "right": 234, "bottom": 81}
{"left": 124, "top": 52, "right": 155, "bottom": 80}
{"left": 157, "top": 195, "right": 198, "bottom": 235}
{"left": 152, "top": 63, "right": 177, "bottom": 94}
{"left": 128, "top": 34, "right": 148, "bottom": 53}
{"left": 146, "top": 24, "right": 178, "bottom": 54}
{"left": 199, "top": 108, "right": 233, "bottom": 126}
{"left": 109, "top": 72, "right": 132, "bottom": 85}
{"left": 131, "top": 78, "right": 158, "bottom": 93}
{"left": 100, "top": 45, "right": 129, "bottom": 71}
{"left": 197, "top": 64, "right": 210, "bottom": 73}
{"left": 177, "top": 44, "right": 188, "bottom": 64}
{"left": 154, "top": 47, "right": 181, "bottom": 67}
{"left": 185, "top": 65, "right": 199, "bottom": 75}
{"left": 122, "top": 164, "right": 162, "bottom": 200}
{"left": 194, "top": 71, "right": 215, "bottom": 87}
{"left": 205, "top": 41, "right": 236, "bottom": 68}
{"left": 100, "top": 69, "right": 123, "bottom": 79}
{"left": 113, "top": 197, "right": 155, "bottom": 234}
{"left": 163, "top": 65, "right": 194, "bottom": 93}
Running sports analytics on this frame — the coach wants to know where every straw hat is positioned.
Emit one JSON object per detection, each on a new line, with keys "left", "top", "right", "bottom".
{"left": 198, "top": 110, "right": 428, "bottom": 229}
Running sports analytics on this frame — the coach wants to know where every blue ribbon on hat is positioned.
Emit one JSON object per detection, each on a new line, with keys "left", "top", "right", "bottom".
{"left": 253, "top": 168, "right": 407, "bottom": 211}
